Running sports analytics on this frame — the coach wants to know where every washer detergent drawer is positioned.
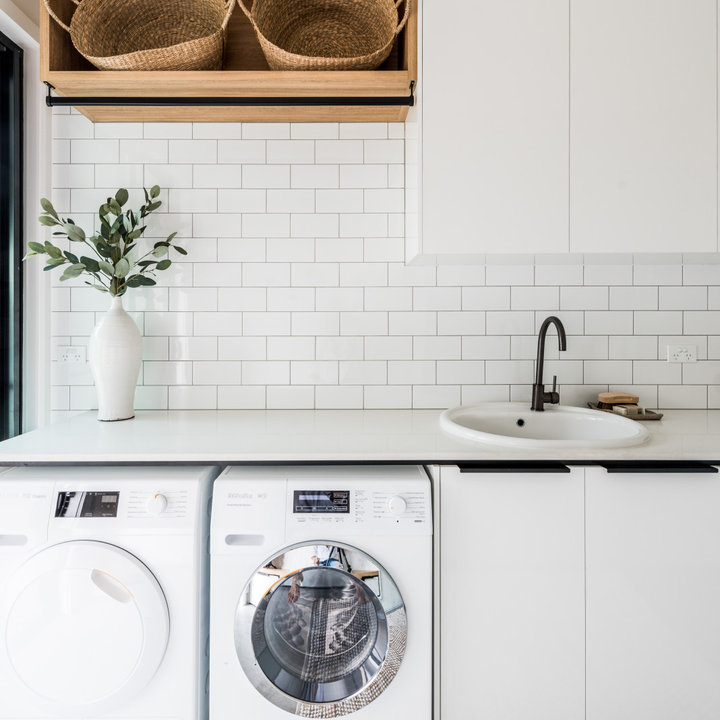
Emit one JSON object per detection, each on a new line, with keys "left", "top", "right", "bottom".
{"left": 2, "top": 540, "right": 169, "bottom": 714}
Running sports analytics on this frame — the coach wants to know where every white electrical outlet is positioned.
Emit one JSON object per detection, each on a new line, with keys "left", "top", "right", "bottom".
{"left": 666, "top": 344, "right": 697, "bottom": 363}
{"left": 56, "top": 346, "right": 85, "bottom": 363}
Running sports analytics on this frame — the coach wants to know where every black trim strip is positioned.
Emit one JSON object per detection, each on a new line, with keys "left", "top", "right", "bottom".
{"left": 456, "top": 461, "right": 570, "bottom": 474}
{"left": 598, "top": 461, "right": 718, "bottom": 474}
{"left": 45, "top": 81, "right": 416, "bottom": 108}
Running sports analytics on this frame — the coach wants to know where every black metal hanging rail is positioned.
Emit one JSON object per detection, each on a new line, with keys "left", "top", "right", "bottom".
{"left": 45, "top": 81, "right": 415, "bottom": 107}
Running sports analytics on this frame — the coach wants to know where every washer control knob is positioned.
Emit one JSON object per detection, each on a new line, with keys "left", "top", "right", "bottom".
{"left": 146, "top": 493, "right": 168, "bottom": 516}
{"left": 387, "top": 496, "right": 407, "bottom": 515}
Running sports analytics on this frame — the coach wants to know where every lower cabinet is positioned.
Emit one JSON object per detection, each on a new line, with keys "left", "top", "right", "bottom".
{"left": 585, "top": 465, "right": 720, "bottom": 720}
{"left": 437, "top": 465, "right": 585, "bottom": 720}
{"left": 436, "top": 463, "right": 720, "bottom": 720}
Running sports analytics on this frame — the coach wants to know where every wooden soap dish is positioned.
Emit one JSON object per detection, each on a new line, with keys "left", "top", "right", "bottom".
{"left": 587, "top": 402, "right": 664, "bottom": 421}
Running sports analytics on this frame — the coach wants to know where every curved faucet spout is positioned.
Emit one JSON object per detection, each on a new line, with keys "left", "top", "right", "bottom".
{"left": 531, "top": 316, "right": 567, "bottom": 411}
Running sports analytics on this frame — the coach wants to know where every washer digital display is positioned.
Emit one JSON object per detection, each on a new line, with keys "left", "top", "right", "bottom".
{"left": 293, "top": 490, "right": 350, "bottom": 514}
{"left": 55, "top": 491, "right": 120, "bottom": 518}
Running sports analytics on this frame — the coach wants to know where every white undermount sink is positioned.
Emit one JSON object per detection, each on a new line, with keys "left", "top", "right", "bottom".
{"left": 440, "top": 402, "right": 649, "bottom": 449}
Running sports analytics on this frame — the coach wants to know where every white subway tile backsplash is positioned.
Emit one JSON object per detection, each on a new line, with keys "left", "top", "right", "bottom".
{"left": 196, "top": 166, "right": 244, "bottom": 189}
{"left": 316, "top": 141, "right": 364, "bottom": 164}
{"left": 243, "top": 361, "right": 290, "bottom": 384}
{"left": 317, "top": 336, "right": 364, "bottom": 360}
{"left": 218, "top": 337, "right": 266, "bottom": 360}
{"left": 267, "top": 386, "right": 315, "bottom": 409}
{"left": 218, "top": 386, "right": 266, "bottom": 409}
{"left": 292, "top": 165, "right": 339, "bottom": 189}
{"left": 364, "top": 139, "right": 404, "bottom": 163}
{"left": 659, "top": 286, "right": 707, "bottom": 310}
{"left": 121, "top": 139, "right": 168, "bottom": 164}
{"left": 317, "top": 189, "right": 364, "bottom": 213}
{"left": 315, "top": 386, "right": 363, "bottom": 409}
{"left": 365, "top": 336, "right": 412, "bottom": 360}
{"left": 462, "top": 287, "right": 511, "bottom": 311}
{"left": 51, "top": 117, "right": 720, "bottom": 412}
{"left": 192, "top": 361, "right": 241, "bottom": 385}
{"left": 267, "top": 140, "right": 314, "bottom": 164}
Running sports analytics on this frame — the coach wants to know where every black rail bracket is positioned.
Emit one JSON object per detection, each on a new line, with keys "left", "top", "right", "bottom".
{"left": 45, "top": 80, "right": 416, "bottom": 109}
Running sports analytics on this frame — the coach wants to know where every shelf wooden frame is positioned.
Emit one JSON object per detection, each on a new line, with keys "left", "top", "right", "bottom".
{"left": 40, "top": 0, "right": 417, "bottom": 122}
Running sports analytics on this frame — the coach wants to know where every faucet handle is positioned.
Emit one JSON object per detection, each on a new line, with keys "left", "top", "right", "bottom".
{"left": 552, "top": 375, "right": 557, "bottom": 393}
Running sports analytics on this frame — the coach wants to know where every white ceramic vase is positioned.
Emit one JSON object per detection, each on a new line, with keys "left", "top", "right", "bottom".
{"left": 88, "top": 296, "right": 142, "bottom": 422}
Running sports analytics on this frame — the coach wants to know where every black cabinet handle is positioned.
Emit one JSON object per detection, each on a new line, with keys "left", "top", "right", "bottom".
{"left": 456, "top": 461, "right": 570, "bottom": 474}
{"left": 598, "top": 461, "right": 718, "bottom": 474}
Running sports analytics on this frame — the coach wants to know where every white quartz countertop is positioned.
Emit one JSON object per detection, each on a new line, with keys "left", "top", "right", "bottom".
{"left": 0, "top": 409, "right": 719, "bottom": 464}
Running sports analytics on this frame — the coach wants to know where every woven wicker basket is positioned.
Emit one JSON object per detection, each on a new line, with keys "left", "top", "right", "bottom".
{"left": 236, "top": 0, "right": 412, "bottom": 71}
{"left": 44, "top": 0, "right": 236, "bottom": 71}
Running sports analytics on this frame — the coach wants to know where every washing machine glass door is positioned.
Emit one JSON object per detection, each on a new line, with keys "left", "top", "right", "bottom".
{"left": 3, "top": 540, "right": 169, "bottom": 712}
{"left": 235, "top": 542, "right": 407, "bottom": 716}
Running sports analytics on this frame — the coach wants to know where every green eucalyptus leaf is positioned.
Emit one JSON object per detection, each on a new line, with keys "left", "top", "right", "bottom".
{"left": 40, "top": 198, "right": 58, "bottom": 218}
{"left": 64, "top": 223, "right": 86, "bottom": 242}
{"left": 80, "top": 256, "right": 100, "bottom": 272}
{"left": 28, "top": 241, "right": 45, "bottom": 254}
{"left": 23, "top": 252, "right": 38, "bottom": 260}
{"left": 96, "top": 244, "right": 112, "bottom": 258}
{"left": 174, "top": 246, "right": 188, "bottom": 256}
{"left": 114, "top": 257, "right": 130, "bottom": 278}
{"left": 138, "top": 276, "right": 156, "bottom": 286}
{"left": 64, "top": 251, "right": 79, "bottom": 264}
{"left": 98, "top": 260, "right": 115, "bottom": 276}
{"left": 115, "top": 188, "right": 129, "bottom": 207}
{"left": 59, "top": 263, "right": 85, "bottom": 282}
{"left": 150, "top": 185, "right": 160, "bottom": 199}
{"left": 137, "top": 260, "right": 155, "bottom": 268}
{"left": 108, "top": 198, "right": 122, "bottom": 215}
{"left": 45, "top": 257, "right": 66, "bottom": 268}
{"left": 44, "top": 243, "right": 62, "bottom": 259}
{"left": 85, "top": 281, "right": 108, "bottom": 293}
{"left": 38, "top": 215, "right": 58, "bottom": 227}
{"left": 147, "top": 201, "right": 161, "bottom": 212}
{"left": 152, "top": 245, "right": 168, "bottom": 258}
{"left": 153, "top": 241, "right": 170, "bottom": 248}
{"left": 156, "top": 259, "right": 171, "bottom": 271}
{"left": 166, "top": 231, "right": 178, "bottom": 243}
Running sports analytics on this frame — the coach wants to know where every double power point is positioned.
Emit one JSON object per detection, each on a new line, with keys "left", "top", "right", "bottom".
{"left": 666, "top": 344, "right": 697, "bottom": 363}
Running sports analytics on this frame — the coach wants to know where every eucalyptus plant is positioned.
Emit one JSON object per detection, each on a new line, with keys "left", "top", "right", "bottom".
{"left": 26, "top": 185, "right": 186, "bottom": 296}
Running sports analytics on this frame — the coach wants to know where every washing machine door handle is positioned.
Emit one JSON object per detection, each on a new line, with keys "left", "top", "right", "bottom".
{"left": 2, "top": 540, "right": 169, "bottom": 714}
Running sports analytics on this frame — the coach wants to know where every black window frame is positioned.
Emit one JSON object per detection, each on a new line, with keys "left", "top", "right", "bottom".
{"left": 0, "top": 29, "right": 23, "bottom": 440}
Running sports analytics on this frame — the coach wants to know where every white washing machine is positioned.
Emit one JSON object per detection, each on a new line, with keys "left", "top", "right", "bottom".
{"left": 209, "top": 465, "right": 432, "bottom": 719}
{"left": 0, "top": 465, "right": 219, "bottom": 720}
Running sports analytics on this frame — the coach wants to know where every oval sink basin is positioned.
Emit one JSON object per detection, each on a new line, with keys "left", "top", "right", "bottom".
{"left": 440, "top": 402, "right": 649, "bottom": 449}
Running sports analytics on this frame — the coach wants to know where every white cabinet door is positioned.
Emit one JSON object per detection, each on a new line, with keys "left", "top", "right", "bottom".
{"left": 421, "top": 0, "right": 570, "bottom": 256}
{"left": 438, "top": 465, "right": 585, "bottom": 720}
{"left": 586, "top": 466, "right": 720, "bottom": 720}
{"left": 570, "top": 0, "right": 718, "bottom": 253}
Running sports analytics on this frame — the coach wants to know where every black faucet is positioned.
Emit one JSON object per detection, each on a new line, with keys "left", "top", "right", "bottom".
{"left": 531, "top": 315, "right": 567, "bottom": 411}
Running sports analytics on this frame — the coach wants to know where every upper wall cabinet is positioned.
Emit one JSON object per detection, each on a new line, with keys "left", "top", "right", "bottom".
{"left": 40, "top": 0, "right": 416, "bottom": 123}
{"left": 570, "top": 0, "right": 718, "bottom": 253}
{"left": 415, "top": 0, "right": 719, "bottom": 258}
{"left": 420, "top": 0, "right": 570, "bottom": 256}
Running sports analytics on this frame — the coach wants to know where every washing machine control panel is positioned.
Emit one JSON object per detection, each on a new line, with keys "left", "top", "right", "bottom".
{"left": 55, "top": 491, "right": 120, "bottom": 518}
{"left": 293, "top": 490, "right": 350, "bottom": 514}
{"left": 288, "top": 485, "right": 430, "bottom": 534}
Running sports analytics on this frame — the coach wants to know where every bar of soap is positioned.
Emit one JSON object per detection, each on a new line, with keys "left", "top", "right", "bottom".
{"left": 598, "top": 391, "right": 640, "bottom": 405}
{"left": 612, "top": 404, "right": 646, "bottom": 417}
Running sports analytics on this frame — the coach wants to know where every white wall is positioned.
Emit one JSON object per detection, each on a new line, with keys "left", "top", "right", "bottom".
{"left": 43, "top": 113, "right": 720, "bottom": 417}
{"left": 1, "top": 5, "right": 52, "bottom": 430}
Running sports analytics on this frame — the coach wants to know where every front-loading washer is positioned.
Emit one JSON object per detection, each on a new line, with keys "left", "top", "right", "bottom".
{"left": 209, "top": 465, "right": 432, "bottom": 719}
{"left": 0, "top": 465, "right": 220, "bottom": 720}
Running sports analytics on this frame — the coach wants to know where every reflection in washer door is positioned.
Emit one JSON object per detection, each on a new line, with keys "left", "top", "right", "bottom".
{"left": 234, "top": 542, "right": 407, "bottom": 716}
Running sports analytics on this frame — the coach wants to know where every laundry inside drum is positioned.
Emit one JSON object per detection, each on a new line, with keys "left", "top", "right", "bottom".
{"left": 258, "top": 567, "right": 384, "bottom": 684}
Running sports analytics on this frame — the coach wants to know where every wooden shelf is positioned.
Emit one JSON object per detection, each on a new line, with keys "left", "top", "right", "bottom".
{"left": 40, "top": 0, "right": 416, "bottom": 122}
